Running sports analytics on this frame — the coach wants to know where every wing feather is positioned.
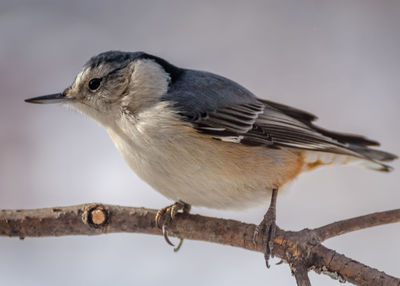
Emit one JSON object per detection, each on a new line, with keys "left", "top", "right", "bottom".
{"left": 163, "top": 69, "right": 396, "bottom": 169}
{"left": 193, "top": 100, "right": 364, "bottom": 157}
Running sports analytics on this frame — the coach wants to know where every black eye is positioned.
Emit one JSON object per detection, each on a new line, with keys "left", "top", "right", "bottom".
{"left": 88, "top": 78, "right": 102, "bottom": 90}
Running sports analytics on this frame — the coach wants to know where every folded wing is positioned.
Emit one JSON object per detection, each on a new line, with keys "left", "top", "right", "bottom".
{"left": 164, "top": 69, "right": 397, "bottom": 171}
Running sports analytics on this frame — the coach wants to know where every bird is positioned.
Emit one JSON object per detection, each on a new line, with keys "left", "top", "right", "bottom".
{"left": 25, "top": 50, "right": 397, "bottom": 266}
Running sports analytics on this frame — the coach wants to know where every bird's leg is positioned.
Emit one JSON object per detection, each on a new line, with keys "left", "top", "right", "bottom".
{"left": 155, "top": 200, "right": 191, "bottom": 251}
{"left": 253, "top": 188, "right": 279, "bottom": 268}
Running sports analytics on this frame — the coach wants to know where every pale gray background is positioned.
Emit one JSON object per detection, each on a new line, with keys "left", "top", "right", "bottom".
{"left": 0, "top": 1, "right": 399, "bottom": 285}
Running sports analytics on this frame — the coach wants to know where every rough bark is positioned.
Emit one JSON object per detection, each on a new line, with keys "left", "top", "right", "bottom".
{"left": 0, "top": 204, "right": 399, "bottom": 286}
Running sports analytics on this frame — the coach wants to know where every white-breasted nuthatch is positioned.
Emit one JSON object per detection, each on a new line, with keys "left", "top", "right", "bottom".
{"left": 25, "top": 51, "right": 397, "bottom": 265}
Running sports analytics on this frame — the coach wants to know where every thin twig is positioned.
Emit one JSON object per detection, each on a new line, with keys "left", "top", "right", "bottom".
{"left": 314, "top": 209, "right": 400, "bottom": 241}
{"left": 0, "top": 204, "right": 399, "bottom": 286}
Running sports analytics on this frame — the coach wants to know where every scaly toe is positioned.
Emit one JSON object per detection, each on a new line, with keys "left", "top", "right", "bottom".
{"left": 256, "top": 210, "right": 277, "bottom": 268}
{"left": 155, "top": 201, "right": 191, "bottom": 249}
{"left": 263, "top": 221, "right": 277, "bottom": 268}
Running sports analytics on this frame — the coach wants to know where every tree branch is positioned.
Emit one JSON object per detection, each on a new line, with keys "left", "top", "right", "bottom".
{"left": 292, "top": 263, "right": 312, "bottom": 286}
{"left": 0, "top": 204, "right": 399, "bottom": 286}
{"left": 313, "top": 209, "right": 400, "bottom": 241}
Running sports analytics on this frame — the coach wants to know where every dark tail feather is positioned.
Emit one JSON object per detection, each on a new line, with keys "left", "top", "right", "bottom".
{"left": 262, "top": 99, "right": 381, "bottom": 147}
{"left": 348, "top": 144, "right": 398, "bottom": 172}
{"left": 310, "top": 125, "right": 397, "bottom": 171}
{"left": 350, "top": 145, "right": 398, "bottom": 162}
{"left": 261, "top": 98, "right": 397, "bottom": 170}
{"left": 313, "top": 126, "right": 380, "bottom": 147}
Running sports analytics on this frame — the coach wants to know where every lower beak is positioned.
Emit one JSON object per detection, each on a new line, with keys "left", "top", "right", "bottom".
{"left": 25, "top": 93, "right": 70, "bottom": 104}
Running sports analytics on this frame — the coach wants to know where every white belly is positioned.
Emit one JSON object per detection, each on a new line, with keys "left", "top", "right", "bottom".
{"left": 107, "top": 131, "right": 266, "bottom": 208}
{"left": 106, "top": 105, "right": 302, "bottom": 209}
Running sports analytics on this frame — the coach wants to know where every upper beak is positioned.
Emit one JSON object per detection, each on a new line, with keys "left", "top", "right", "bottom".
{"left": 24, "top": 93, "right": 70, "bottom": 104}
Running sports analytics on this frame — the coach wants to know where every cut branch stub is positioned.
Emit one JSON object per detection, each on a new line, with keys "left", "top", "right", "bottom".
{"left": 82, "top": 204, "right": 110, "bottom": 228}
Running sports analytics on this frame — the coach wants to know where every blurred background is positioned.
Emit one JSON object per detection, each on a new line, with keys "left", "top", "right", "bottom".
{"left": 1, "top": 0, "right": 399, "bottom": 285}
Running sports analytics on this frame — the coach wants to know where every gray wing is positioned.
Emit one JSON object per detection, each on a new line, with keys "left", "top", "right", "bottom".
{"left": 193, "top": 100, "right": 359, "bottom": 154}
{"left": 163, "top": 69, "right": 396, "bottom": 166}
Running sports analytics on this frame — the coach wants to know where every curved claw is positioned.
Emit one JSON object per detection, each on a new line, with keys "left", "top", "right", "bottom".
{"left": 155, "top": 201, "right": 191, "bottom": 250}
{"left": 162, "top": 224, "right": 175, "bottom": 246}
{"left": 173, "top": 238, "right": 184, "bottom": 252}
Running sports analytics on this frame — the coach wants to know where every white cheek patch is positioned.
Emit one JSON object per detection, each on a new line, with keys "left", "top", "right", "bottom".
{"left": 133, "top": 59, "right": 170, "bottom": 86}
{"left": 122, "top": 59, "right": 170, "bottom": 109}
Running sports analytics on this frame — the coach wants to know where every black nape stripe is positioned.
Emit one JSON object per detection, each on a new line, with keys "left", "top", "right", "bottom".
{"left": 137, "top": 53, "right": 184, "bottom": 85}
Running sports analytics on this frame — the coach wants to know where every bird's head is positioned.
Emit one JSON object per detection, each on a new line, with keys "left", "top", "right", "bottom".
{"left": 25, "top": 51, "right": 182, "bottom": 125}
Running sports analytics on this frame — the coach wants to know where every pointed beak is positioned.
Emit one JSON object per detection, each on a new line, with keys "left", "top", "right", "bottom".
{"left": 24, "top": 93, "right": 70, "bottom": 104}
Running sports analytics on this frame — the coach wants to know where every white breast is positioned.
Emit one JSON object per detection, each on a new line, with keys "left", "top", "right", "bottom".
{"left": 106, "top": 102, "right": 303, "bottom": 209}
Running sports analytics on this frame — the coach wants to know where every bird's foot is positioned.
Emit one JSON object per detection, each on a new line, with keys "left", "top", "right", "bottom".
{"left": 253, "top": 207, "right": 277, "bottom": 268}
{"left": 253, "top": 188, "right": 278, "bottom": 268}
{"left": 155, "top": 201, "right": 191, "bottom": 251}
